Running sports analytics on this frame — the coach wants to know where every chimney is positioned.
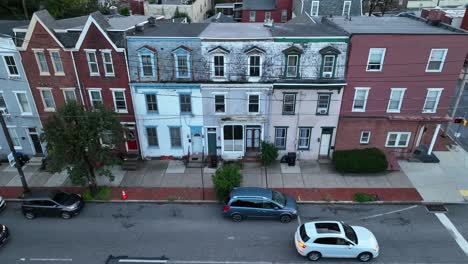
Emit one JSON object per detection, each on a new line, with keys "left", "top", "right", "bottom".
{"left": 135, "top": 22, "right": 145, "bottom": 32}
{"left": 110, "top": 6, "right": 118, "bottom": 16}
{"left": 427, "top": 8, "right": 445, "bottom": 26}
{"left": 461, "top": 5, "right": 468, "bottom": 30}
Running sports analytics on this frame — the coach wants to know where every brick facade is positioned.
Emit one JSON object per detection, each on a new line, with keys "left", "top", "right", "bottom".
{"left": 242, "top": 0, "right": 292, "bottom": 22}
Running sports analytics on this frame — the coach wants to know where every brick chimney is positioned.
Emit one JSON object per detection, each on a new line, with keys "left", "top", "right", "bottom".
{"left": 461, "top": 5, "right": 468, "bottom": 30}
{"left": 129, "top": 0, "right": 145, "bottom": 15}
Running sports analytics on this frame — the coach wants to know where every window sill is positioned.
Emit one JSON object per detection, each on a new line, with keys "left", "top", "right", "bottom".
{"left": 214, "top": 112, "right": 226, "bottom": 115}
{"left": 422, "top": 110, "right": 436, "bottom": 114}
{"left": 105, "top": 74, "right": 115, "bottom": 77}
{"left": 116, "top": 110, "right": 129, "bottom": 114}
{"left": 14, "top": 146, "right": 23, "bottom": 150}
{"left": 54, "top": 72, "right": 65, "bottom": 76}
{"left": 425, "top": 70, "right": 442, "bottom": 73}
{"left": 147, "top": 146, "right": 160, "bottom": 149}
{"left": 44, "top": 108, "right": 56, "bottom": 112}
{"left": 39, "top": 72, "right": 50, "bottom": 76}
{"left": 171, "top": 146, "right": 183, "bottom": 149}
{"left": 20, "top": 112, "right": 33, "bottom": 116}
{"left": 248, "top": 77, "right": 260, "bottom": 82}
{"left": 147, "top": 111, "right": 159, "bottom": 115}
{"left": 385, "top": 145, "right": 409, "bottom": 148}
{"left": 351, "top": 109, "right": 365, "bottom": 113}
{"left": 386, "top": 110, "right": 401, "bottom": 113}
{"left": 298, "top": 147, "right": 310, "bottom": 151}
{"left": 212, "top": 77, "right": 227, "bottom": 82}
{"left": 248, "top": 112, "right": 260, "bottom": 115}
{"left": 8, "top": 75, "right": 20, "bottom": 79}
{"left": 359, "top": 142, "right": 369, "bottom": 145}
{"left": 365, "top": 69, "right": 383, "bottom": 72}
{"left": 90, "top": 73, "right": 100, "bottom": 77}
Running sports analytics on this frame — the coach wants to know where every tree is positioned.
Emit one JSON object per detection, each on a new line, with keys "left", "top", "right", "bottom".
{"left": 260, "top": 141, "right": 278, "bottom": 166}
{"left": 119, "top": 6, "right": 130, "bottom": 16}
{"left": 42, "top": 102, "right": 124, "bottom": 195}
{"left": 366, "top": 0, "right": 396, "bottom": 17}
{"left": 173, "top": 7, "right": 192, "bottom": 23}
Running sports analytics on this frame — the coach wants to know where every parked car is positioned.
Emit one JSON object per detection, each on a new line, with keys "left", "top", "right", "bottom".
{"left": 21, "top": 190, "right": 84, "bottom": 220}
{"left": 0, "top": 224, "right": 9, "bottom": 247}
{"left": 223, "top": 187, "right": 298, "bottom": 223}
{"left": 295, "top": 221, "right": 379, "bottom": 262}
{"left": 0, "top": 196, "right": 6, "bottom": 212}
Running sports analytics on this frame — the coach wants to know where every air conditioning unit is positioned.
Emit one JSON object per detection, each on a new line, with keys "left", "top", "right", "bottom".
{"left": 318, "top": 108, "right": 327, "bottom": 115}
{"left": 322, "top": 73, "right": 332, "bottom": 78}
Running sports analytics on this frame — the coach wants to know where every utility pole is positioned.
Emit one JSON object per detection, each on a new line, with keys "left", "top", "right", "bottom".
{"left": 0, "top": 113, "right": 30, "bottom": 193}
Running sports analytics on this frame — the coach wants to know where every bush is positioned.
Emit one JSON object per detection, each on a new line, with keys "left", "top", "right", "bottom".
{"left": 332, "top": 148, "right": 388, "bottom": 173}
{"left": 260, "top": 141, "right": 278, "bottom": 165}
{"left": 212, "top": 164, "right": 242, "bottom": 202}
{"left": 353, "top": 192, "right": 378, "bottom": 203}
{"left": 83, "top": 186, "right": 112, "bottom": 201}
{"left": 119, "top": 7, "right": 130, "bottom": 16}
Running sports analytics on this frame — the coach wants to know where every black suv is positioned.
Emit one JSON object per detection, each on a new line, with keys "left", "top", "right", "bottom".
{"left": 22, "top": 190, "right": 84, "bottom": 220}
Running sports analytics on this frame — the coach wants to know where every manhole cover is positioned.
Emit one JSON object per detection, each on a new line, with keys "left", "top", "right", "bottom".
{"left": 426, "top": 204, "right": 448, "bottom": 213}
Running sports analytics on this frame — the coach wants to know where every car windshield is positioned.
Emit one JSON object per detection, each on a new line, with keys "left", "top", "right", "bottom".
{"left": 343, "top": 224, "right": 358, "bottom": 244}
{"left": 53, "top": 192, "right": 71, "bottom": 205}
{"left": 271, "top": 190, "right": 286, "bottom": 207}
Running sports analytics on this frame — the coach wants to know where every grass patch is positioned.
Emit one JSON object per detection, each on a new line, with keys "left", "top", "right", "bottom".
{"left": 353, "top": 192, "right": 378, "bottom": 203}
{"left": 333, "top": 148, "right": 388, "bottom": 173}
{"left": 82, "top": 186, "right": 112, "bottom": 201}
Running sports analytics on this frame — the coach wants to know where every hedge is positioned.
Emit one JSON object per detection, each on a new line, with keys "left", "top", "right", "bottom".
{"left": 212, "top": 164, "right": 242, "bottom": 202}
{"left": 332, "top": 148, "right": 388, "bottom": 173}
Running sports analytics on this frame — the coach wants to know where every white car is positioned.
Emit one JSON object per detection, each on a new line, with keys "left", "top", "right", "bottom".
{"left": 295, "top": 221, "right": 379, "bottom": 262}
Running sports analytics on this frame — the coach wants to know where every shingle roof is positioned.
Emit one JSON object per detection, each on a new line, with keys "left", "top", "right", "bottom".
{"left": 132, "top": 23, "right": 209, "bottom": 37}
{"left": 242, "top": 0, "right": 276, "bottom": 11}
{"left": 0, "top": 20, "right": 29, "bottom": 36}
{"left": 107, "top": 15, "right": 150, "bottom": 30}
{"left": 200, "top": 23, "right": 272, "bottom": 38}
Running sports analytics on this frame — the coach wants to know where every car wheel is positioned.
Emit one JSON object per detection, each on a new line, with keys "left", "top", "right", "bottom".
{"left": 231, "top": 214, "right": 243, "bottom": 222}
{"left": 280, "top": 214, "right": 292, "bottom": 223}
{"left": 358, "top": 252, "right": 373, "bottom": 262}
{"left": 24, "top": 212, "right": 35, "bottom": 220}
{"left": 61, "top": 212, "right": 72, "bottom": 219}
{"left": 307, "top": 251, "right": 321, "bottom": 261}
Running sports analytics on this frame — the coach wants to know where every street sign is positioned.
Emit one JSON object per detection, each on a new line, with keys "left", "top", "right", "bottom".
{"left": 7, "top": 153, "right": 15, "bottom": 167}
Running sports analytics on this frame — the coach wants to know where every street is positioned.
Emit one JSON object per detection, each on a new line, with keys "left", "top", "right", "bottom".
{"left": 0, "top": 202, "right": 467, "bottom": 264}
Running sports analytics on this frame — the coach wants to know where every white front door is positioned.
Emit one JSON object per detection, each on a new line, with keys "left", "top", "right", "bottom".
{"left": 319, "top": 133, "right": 331, "bottom": 156}
{"left": 192, "top": 134, "right": 203, "bottom": 154}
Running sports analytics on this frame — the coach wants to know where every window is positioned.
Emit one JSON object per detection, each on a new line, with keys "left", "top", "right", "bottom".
{"left": 15, "top": 92, "right": 31, "bottom": 114}
{"left": 112, "top": 90, "right": 127, "bottom": 112}
{"left": 248, "top": 94, "right": 259, "bottom": 113}
{"left": 343, "top": 1, "right": 351, "bottom": 16}
{"left": 387, "top": 88, "right": 405, "bottom": 113}
{"left": 146, "top": 127, "right": 159, "bottom": 147}
{"left": 282, "top": 93, "right": 296, "bottom": 114}
{"left": 311, "top": 1, "right": 319, "bottom": 16}
{"left": 298, "top": 127, "right": 312, "bottom": 150}
{"left": 3, "top": 56, "right": 19, "bottom": 77}
{"left": 140, "top": 54, "right": 154, "bottom": 77}
{"left": 265, "top": 12, "right": 271, "bottom": 21}
{"left": 176, "top": 55, "right": 189, "bottom": 78}
{"left": 179, "top": 94, "right": 192, "bottom": 113}
{"left": 102, "top": 51, "right": 114, "bottom": 76}
{"left": 286, "top": 55, "right": 298, "bottom": 77}
{"left": 62, "top": 89, "right": 76, "bottom": 102}
{"left": 423, "top": 88, "right": 443, "bottom": 113}
{"left": 215, "top": 94, "right": 225, "bottom": 113}
{"left": 0, "top": 92, "right": 8, "bottom": 114}
{"left": 49, "top": 51, "right": 64, "bottom": 75}
{"left": 426, "top": 49, "right": 447, "bottom": 72}
{"left": 360, "top": 131, "right": 371, "bottom": 144}
{"left": 322, "top": 55, "right": 335, "bottom": 78}
{"left": 274, "top": 127, "right": 287, "bottom": 149}
{"left": 89, "top": 90, "right": 103, "bottom": 107}
{"left": 249, "top": 11, "right": 256, "bottom": 22}
{"left": 8, "top": 128, "right": 21, "bottom": 149}
{"left": 40, "top": 89, "right": 56, "bottom": 111}
{"left": 169, "top": 127, "right": 182, "bottom": 147}
{"left": 281, "top": 9, "right": 288, "bottom": 22}
{"left": 223, "top": 125, "right": 243, "bottom": 151}
{"left": 34, "top": 51, "right": 49, "bottom": 75}
{"left": 249, "top": 55, "right": 261, "bottom": 77}
{"left": 145, "top": 94, "right": 158, "bottom": 112}
{"left": 214, "top": 55, "right": 225, "bottom": 77}
{"left": 386, "top": 132, "right": 411, "bottom": 147}
{"left": 352, "top": 88, "right": 370, "bottom": 112}
{"left": 100, "top": 130, "right": 114, "bottom": 146}
{"left": 317, "top": 94, "right": 331, "bottom": 115}
{"left": 366, "top": 48, "right": 386, "bottom": 71}
{"left": 86, "top": 51, "right": 99, "bottom": 76}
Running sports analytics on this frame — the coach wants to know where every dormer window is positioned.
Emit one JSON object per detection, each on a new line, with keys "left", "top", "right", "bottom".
{"left": 244, "top": 46, "right": 265, "bottom": 81}
{"left": 172, "top": 46, "right": 192, "bottom": 79}
{"left": 137, "top": 46, "right": 157, "bottom": 78}
{"left": 319, "top": 46, "right": 341, "bottom": 78}
{"left": 208, "top": 46, "right": 230, "bottom": 80}
{"left": 282, "top": 46, "right": 302, "bottom": 78}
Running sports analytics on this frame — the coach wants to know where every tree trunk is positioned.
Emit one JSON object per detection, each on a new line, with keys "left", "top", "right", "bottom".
{"left": 84, "top": 155, "right": 98, "bottom": 196}
{"left": 22, "top": 0, "right": 29, "bottom": 19}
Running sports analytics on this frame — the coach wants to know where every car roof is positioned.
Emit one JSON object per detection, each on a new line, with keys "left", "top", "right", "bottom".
{"left": 23, "top": 189, "right": 60, "bottom": 200}
{"left": 304, "top": 221, "right": 345, "bottom": 238}
{"left": 230, "top": 187, "right": 273, "bottom": 199}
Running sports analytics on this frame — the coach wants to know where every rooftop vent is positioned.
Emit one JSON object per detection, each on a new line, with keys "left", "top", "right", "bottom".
{"left": 148, "top": 16, "right": 156, "bottom": 26}
{"left": 110, "top": 6, "right": 118, "bottom": 16}
{"left": 135, "top": 22, "right": 145, "bottom": 32}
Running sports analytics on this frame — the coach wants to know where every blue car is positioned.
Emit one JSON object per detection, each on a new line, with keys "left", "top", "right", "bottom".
{"left": 223, "top": 187, "right": 298, "bottom": 223}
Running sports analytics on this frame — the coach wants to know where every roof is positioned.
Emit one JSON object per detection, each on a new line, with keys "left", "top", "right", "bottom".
{"left": 330, "top": 15, "right": 468, "bottom": 34}
{"left": 286, "top": 15, "right": 315, "bottom": 24}
{"left": 243, "top": 0, "right": 276, "bottom": 11}
{"left": 200, "top": 23, "right": 272, "bottom": 38}
{"left": 0, "top": 20, "right": 29, "bottom": 36}
{"left": 23, "top": 189, "right": 59, "bottom": 200}
{"left": 204, "top": 12, "right": 236, "bottom": 23}
{"left": 215, "top": 3, "right": 235, "bottom": 8}
{"left": 107, "top": 15, "right": 150, "bottom": 30}
{"left": 133, "top": 23, "right": 209, "bottom": 37}
{"left": 230, "top": 187, "right": 272, "bottom": 198}
{"left": 271, "top": 22, "right": 348, "bottom": 37}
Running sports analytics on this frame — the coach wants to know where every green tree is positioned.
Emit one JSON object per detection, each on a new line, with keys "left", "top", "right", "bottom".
{"left": 44, "top": 0, "right": 99, "bottom": 19}
{"left": 119, "top": 6, "right": 130, "bottom": 16}
{"left": 173, "top": 7, "right": 191, "bottom": 23}
{"left": 260, "top": 141, "right": 278, "bottom": 165}
{"left": 42, "top": 102, "right": 124, "bottom": 195}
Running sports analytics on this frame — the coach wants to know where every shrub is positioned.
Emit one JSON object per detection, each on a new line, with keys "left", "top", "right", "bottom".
{"left": 83, "top": 186, "right": 112, "bottom": 201}
{"left": 212, "top": 164, "right": 242, "bottom": 202}
{"left": 354, "top": 192, "right": 378, "bottom": 203}
{"left": 119, "top": 7, "right": 130, "bottom": 16}
{"left": 332, "top": 148, "right": 388, "bottom": 173}
{"left": 260, "top": 141, "right": 278, "bottom": 165}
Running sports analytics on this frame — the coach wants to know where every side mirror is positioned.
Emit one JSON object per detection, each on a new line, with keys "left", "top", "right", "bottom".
{"left": 348, "top": 244, "right": 353, "bottom": 249}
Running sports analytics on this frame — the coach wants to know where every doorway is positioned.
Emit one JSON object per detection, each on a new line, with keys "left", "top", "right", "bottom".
{"left": 124, "top": 124, "right": 138, "bottom": 151}
{"left": 245, "top": 126, "right": 261, "bottom": 153}
{"left": 319, "top": 127, "right": 334, "bottom": 158}
{"left": 207, "top": 128, "right": 217, "bottom": 156}
{"left": 191, "top": 126, "right": 203, "bottom": 154}
{"left": 28, "top": 127, "right": 43, "bottom": 155}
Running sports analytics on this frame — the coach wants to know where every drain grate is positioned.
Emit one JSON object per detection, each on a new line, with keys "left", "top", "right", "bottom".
{"left": 426, "top": 204, "right": 448, "bottom": 213}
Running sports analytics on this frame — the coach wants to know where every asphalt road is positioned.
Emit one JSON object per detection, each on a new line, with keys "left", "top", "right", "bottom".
{"left": 0, "top": 202, "right": 467, "bottom": 264}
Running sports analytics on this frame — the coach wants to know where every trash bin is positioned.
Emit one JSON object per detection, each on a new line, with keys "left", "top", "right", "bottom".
{"left": 287, "top": 152, "right": 296, "bottom": 166}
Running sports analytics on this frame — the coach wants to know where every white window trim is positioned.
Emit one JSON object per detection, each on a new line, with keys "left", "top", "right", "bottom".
{"left": 366, "top": 48, "right": 386, "bottom": 72}
{"left": 283, "top": 93, "right": 296, "bottom": 114}
{"left": 247, "top": 92, "right": 261, "bottom": 115}
{"left": 386, "top": 88, "right": 406, "bottom": 113}
{"left": 360, "top": 131, "right": 371, "bottom": 144}
{"left": 311, "top": 1, "right": 320, "bottom": 16}
{"left": 61, "top": 87, "right": 77, "bottom": 103}
{"left": 352, "top": 87, "right": 370, "bottom": 112}
{"left": 213, "top": 92, "right": 227, "bottom": 115}
{"left": 422, "top": 88, "right": 443, "bottom": 113}
{"left": 85, "top": 50, "right": 100, "bottom": 76}
{"left": 342, "top": 1, "right": 351, "bottom": 16}
{"left": 101, "top": 50, "right": 115, "bottom": 77}
{"left": 425, "top": 48, "right": 448, "bottom": 73}
{"left": 322, "top": 55, "right": 335, "bottom": 77}
{"left": 13, "top": 91, "right": 32, "bottom": 116}
{"left": 139, "top": 52, "right": 156, "bottom": 78}
{"left": 286, "top": 54, "right": 299, "bottom": 78}
{"left": 110, "top": 88, "right": 128, "bottom": 113}
{"left": 174, "top": 53, "right": 191, "bottom": 79}
{"left": 298, "top": 127, "right": 312, "bottom": 149}
{"left": 2, "top": 55, "right": 20, "bottom": 78}
{"left": 247, "top": 54, "right": 262, "bottom": 82}
{"left": 88, "top": 88, "right": 103, "bottom": 107}
{"left": 385, "top": 132, "right": 411, "bottom": 148}
{"left": 6, "top": 126, "right": 22, "bottom": 150}
{"left": 33, "top": 50, "right": 50, "bottom": 76}
{"left": 37, "top": 87, "right": 56, "bottom": 112}
{"left": 212, "top": 54, "right": 227, "bottom": 80}
{"left": 48, "top": 49, "right": 65, "bottom": 76}
{"left": 0, "top": 91, "right": 9, "bottom": 115}
{"left": 249, "top": 11, "right": 256, "bottom": 22}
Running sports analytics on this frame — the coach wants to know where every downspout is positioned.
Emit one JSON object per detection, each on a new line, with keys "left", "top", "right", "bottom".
{"left": 295, "top": 91, "right": 302, "bottom": 160}
{"left": 70, "top": 51, "right": 86, "bottom": 108}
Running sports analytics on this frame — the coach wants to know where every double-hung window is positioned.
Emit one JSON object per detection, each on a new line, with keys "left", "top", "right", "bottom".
{"left": 282, "top": 93, "right": 296, "bottom": 115}
{"left": 248, "top": 94, "right": 259, "bottom": 113}
{"left": 86, "top": 51, "right": 99, "bottom": 76}
{"left": 89, "top": 89, "right": 103, "bottom": 107}
{"left": 146, "top": 94, "right": 158, "bottom": 113}
{"left": 342, "top": 1, "right": 351, "bottom": 16}
{"left": 423, "top": 88, "right": 443, "bottom": 113}
{"left": 3, "top": 55, "right": 19, "bottom": 77}
{"left": 102, "top": 51, "right": 114, "bottom": 76}
{"left": 386, "top": 132, "right": 411, "bottom": 147}
{"left": 249, "top": 11, "right": 256, "bottom": 22}
{"left": 249, "top": 55, "right": 261, "bottom": 78}
{"left": 426, "top": 49, "right": 447, "bottom": 72}
{"left": 352, "top": 88, "right": 370, "bottom": 112}
{"left": 360, "top": 131, "right": 371, "bottom": 144}
{"left": 214, "top": 55, "right": 225, "bottom": 78}
{"left": 298, "top": 127, "right": 312, "bottom": 150}
{"left": 317, "top": 94, "right": 331, "bottom": 115}
{"left": 179, "top": 94, "right": 192, "bottom": 113}
{"left": 169, "top": 127, "right": 182, "bottom": 147}
{"left": 322, "top": 55, "right": 335, "bottom": 78}
{"left": 274, "top": 127, "right": 287, "bottom": 150}
{"left": 286, "top": 55, "right": 298, "bottom": 77}
{"left": 0, "top": 92, "right": 8, "bottom": 114}
{"left": 215, "top": 94, "right": 225, "bottom": 113}
{"left": 34, "top": 50, "right": 49, "bottom": 75}
{"left": 387, "top": 88, "right": 405, "bottom": 113}
{"left": 15, "top": 92, "right": 31, "bottom": 114}
{"left": 311, "top": 1, "right": 319, "bottom": 16}
{"left": 112, "top": 89, "right": 127, "bottom": 113}
{"left": 140, "top": 54, "right": 154, "bottom": 77}
{"left": 146, "top": 127, "right": 159, "bottom": 147}
{"left": 39, "top": 88, "right": 56, "bottom": 112}
{"left": 176, "top": 55, "right": 189, "bottom": 78}
{"left": 366, "top": 48, "right": 386, "bottom": 71}
{"left": 62, "top": 88, "right": 77, "bottom": 103}
{"left": 49, "top": 50, "right": 64, "bottom": 75}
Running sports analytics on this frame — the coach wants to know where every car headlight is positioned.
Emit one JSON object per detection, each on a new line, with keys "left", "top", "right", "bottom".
{"left": 291, "top": 210, "right": 297, "bottom": 214}
{"left": 1, "top": 225, "right": 5, "bottom": 232}
{"left": 66, "top": 203, "right": 78, "bottom": 210}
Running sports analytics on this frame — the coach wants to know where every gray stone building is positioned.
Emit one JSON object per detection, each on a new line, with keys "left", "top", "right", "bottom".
{"left": 293, "top": 0, "right": 363, "bottom": 17}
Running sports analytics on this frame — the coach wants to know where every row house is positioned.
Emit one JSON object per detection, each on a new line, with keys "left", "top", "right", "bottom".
{"left": 292, "top": 0, "right": 362, "bottom": 18}
{"left": 242, "top": 0, "right": 292, "bottom": 23}
{"left": 332, "top": 15, "right": 468, "bottom": 158}
{"left": 0, "top": 22, "right": 44, "bottom": 159}
{"left": 14, "top": 10, "right": 149, "bottom": 154}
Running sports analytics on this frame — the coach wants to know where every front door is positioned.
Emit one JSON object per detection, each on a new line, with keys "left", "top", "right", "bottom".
{"left": 28, "top": 128, "right": 43, "bottom": 155}
{"left": 124, "top": 125, "right": 138, "bottom": 151}
{"left": 207, "top": 129, "right": 217, "bottom": 155}
{"left": 245, "top": 127, "right": 261, "bottom": 152}
{"left": 319, "top": 128, "right": 334, "bottom": 158}
{"left": 191, "top": 126, "right": 203, "bottom": 154}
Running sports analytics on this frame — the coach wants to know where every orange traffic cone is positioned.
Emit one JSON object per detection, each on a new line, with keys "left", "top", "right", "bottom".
{"left": 121, "top": 190, "right": 128, "bottom": 200}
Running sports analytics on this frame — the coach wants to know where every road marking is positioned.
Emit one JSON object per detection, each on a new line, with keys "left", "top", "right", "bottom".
{"left": 359, "top": 205, "right": 418, "bottom": 220}
{"left": 29, "top": 258, "right": 73, "bottom": 262}
{"left": 119, "top": 260, "right": 167, "bottom": 263}
{"left": 227, "top": 236, "right": 235, "bottom": 240}
{"left": 435, "top": 213, "right": 468, "bottom": 256}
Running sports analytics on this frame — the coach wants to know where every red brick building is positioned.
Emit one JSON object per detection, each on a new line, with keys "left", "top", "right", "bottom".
{"left": 331, "top": 16, "right": 468, "bottom": 159}
{"left": 241, "top": 0, "right": 292, "bottom": 23}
